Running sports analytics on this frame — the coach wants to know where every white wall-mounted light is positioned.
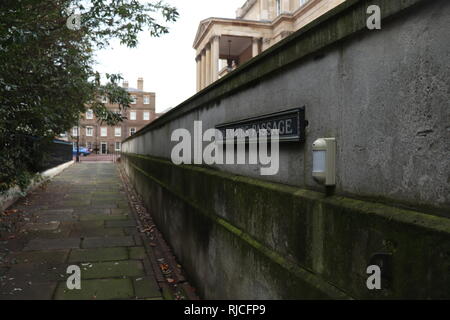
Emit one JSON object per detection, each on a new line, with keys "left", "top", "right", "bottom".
{"left": 312, "top": 138, "right": 336, "bottom": 186}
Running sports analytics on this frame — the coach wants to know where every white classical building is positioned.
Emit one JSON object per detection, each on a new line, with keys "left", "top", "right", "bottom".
{"left": 193, "top": 0, "right": 346, "bottom": 91}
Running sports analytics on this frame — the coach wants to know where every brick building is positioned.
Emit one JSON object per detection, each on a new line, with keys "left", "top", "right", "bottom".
{"left": 68, "top": 78, "right": 157, "bottom": 154}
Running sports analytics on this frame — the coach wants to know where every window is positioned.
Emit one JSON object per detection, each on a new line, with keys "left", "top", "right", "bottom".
{"left": 86, "top": 109, "right": 94, "bottom": 120}
{"left": 115, "top": 127, "right": 122, "bottom": 137}
{"left": 72, "top": 127, "right": 79, "bottom": 137}
{"left": 86, "top": 126, "right": 94, "bottom": 137}
{"left": 130, "top": 111, "right": 137, "bottom": 121}
{"left": 101, "top": 127, "right": 107, "bottom": 137}
{"left": 143, "top": 96, "right": 150, "bottom": 105}
{"left": 131, "top": 95, "right": 137, "bottom": 104}
{"left": 115, "top": 142, "right": 121, "bottom": 151}
{"left": 143, "top": 111, "right": 150, "bottom": 121}
{"left": 276, "top": 0, "right": 281, "bottom": 15}
{"left": 87, "top": 142, "right": 92, "bottom": 150}
{"left": 130, "top": 128, "right": 136, "bottom": 136}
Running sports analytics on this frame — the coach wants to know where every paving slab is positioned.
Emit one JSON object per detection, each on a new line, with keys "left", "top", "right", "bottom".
{"left": 70, "top": 227, "right": 125, "bottom": 238}
{"left": 129, "top": 247, "right": 147, "bottom": 260}
{"left": 7, "top": 250, "right": 69, "bottom": 265}
{"left": 67, "top": 221, "right": 104, "bottom": 230}
{"left": 21, "top": 227, "right": 72, "bottom": 240}
{"left": 0, "top": 282, "right": 57, "bottom": 300}
{"left": 105, "top": 220, "right": 136, "bottom": 228}
{"left": 55, "top": 201, "right": 91, "bottom": 208}
{"left": 133, "top": 276, "right": 161, "bottom": 299}
{"left": 5, "top": 263, "right": 68, "bottom": 282}
{"left": 80, "top": 260, "right": 145, "bottom": 279}
{"left": 34, "top": 214, "right": 78, "bottom": 223}
{"left": 111, "top": 208, "right": 132, "bottom": 215}
{"left": 82, "top": 236, "right": 135, "bottom": 249}
{"left": 54, "top": 278, "right": 134, "bottom": 300}
{"left": 89, "top": 203, "right": 120, "bottom": 209}
{"left": 24, "top": 238, "right": 80, "bottom": 251}
{"left": 79, "top": 214, "right": 129, "bottom": 221}
{"left": 74, "top": 208, "right": 111, "bottom": 215}
{"left": 68, "top": 247, "right": 128, "bottom": 263}
{"left": 23, "top": 222, "right": 60, "bottom": 232}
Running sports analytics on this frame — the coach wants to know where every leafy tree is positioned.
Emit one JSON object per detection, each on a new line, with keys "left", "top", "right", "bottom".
{"left": 0, "top": 0, "right": 178, "bottom": 192}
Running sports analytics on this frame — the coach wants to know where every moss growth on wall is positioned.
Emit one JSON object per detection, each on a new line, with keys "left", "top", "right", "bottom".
{"left": 122, "top": 153, "right": 450, "bottom": 299}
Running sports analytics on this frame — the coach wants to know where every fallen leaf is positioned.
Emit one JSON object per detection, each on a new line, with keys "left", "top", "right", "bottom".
{"left": 3, "top": 209, "right": 18, "bottom": 216}
{"left": 160, "top": 263, "right": 169, "bottom": 271}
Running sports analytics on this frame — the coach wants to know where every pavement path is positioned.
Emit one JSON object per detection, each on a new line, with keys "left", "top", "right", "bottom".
{"left": 0, "top": 163, "right": 162, "bottom": 300}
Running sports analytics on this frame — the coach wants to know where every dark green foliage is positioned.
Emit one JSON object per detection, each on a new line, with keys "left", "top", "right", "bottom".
{"left": 0, "top": 0, "right": 178, "bottom": 192}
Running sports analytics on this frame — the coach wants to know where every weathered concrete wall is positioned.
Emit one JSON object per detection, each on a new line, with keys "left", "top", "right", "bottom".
{"left": 122, "top": 0, "right": 450, "bottom": 299}
{"left": 123, "top": 154, "right": 450, "bottom": 299}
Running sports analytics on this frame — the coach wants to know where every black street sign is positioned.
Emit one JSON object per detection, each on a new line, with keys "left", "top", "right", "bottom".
{"left": 215, "top": 107, "right": 306, "bottom": 143}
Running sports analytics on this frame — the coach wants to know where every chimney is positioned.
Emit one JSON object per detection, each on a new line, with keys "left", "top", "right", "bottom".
{"left": 123, "top": 81, "right": 129, "bottom": 89}
{"left": 137, "top": 77, "right": 144, "bottom": 91}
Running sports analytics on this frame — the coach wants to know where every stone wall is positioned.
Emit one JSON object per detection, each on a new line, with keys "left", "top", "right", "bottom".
{"left": 122, "top": 0, "right": 450, "bottom": 299}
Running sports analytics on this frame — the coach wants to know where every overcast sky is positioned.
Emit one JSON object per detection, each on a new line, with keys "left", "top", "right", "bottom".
{"left": 94, "top": 0, "right": 244, "bottom": 113}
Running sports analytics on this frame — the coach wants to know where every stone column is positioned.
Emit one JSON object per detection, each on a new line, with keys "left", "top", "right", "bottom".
{"left": 201, "top": 50, "right": 206, "bottom": 90}
{"left": 211, "top": 36, "right": 220, "bottom": 82}
{"left": 196, "top": 55, "right": 201, "bottom": 92}
{"left": 252, "top": 38, "right": 260, "bottom": 58}
{"left": 205, "top": 44, "right": 211, "bottom": 87}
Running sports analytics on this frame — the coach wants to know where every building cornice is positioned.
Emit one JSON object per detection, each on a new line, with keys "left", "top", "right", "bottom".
{"left": 193, "top": 0, "right": 329, "bottom": 50}
{"left": 193, "top": 17, "right": 272, "bottom": 49}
